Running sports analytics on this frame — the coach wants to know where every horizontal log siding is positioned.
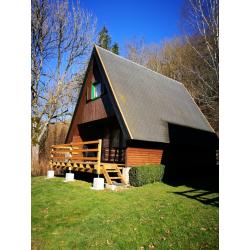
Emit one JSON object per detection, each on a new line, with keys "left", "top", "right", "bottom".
{"left": 125, "top": 147, "right": 163, "bottom": 166}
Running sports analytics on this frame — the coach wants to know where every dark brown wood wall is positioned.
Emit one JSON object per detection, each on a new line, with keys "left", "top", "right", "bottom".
{"left": 66, "top": 59, "right": 115, "bottom": 143}
{"left": 125, "top": 147, "right": 164, "bottom": 166}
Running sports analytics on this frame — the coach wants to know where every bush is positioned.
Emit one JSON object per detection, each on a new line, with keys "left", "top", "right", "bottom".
{"left": 129, "top": 164, "right": 165, "bottom": 187}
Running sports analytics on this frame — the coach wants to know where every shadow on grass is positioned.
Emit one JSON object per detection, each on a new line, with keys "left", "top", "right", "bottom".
{"left": 165, "top": 174, "right": 219, "bottom": 192}
{"left": 164, "top": 174, "right": 219, "bottom": 207}
{"left": 173, "top": 188, "right": 219, "bottom": 207}
{"left": 159, "top": 123, "right": 219, "bottom": 206}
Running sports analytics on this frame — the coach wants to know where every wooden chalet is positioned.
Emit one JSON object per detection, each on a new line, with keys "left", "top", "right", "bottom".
{"left": 50, "top": 45, "right": 218, "bottom": 185}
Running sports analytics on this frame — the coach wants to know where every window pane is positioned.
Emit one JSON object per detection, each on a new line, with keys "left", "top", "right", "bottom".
{"left": 95, "top": 83, "right": 102, "bottom": 97}
{"left": 91, "top": 82, "right": 102, "bottom": 99}
{"left": 91, "top": 84, "right": 95, "bottom": 99}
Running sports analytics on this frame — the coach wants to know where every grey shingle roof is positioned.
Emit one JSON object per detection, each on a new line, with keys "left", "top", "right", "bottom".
{"left": 95, "top": 45, "right": 214, "bottom": 143}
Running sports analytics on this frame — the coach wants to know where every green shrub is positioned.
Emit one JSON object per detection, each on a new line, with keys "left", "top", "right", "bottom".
{"left": 129, "top": 164, "right": 165, "bottom": 187}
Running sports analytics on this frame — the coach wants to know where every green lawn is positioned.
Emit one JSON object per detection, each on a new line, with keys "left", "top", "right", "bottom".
{"left": 32, "top": 176, "right": 218, "bottom": 250}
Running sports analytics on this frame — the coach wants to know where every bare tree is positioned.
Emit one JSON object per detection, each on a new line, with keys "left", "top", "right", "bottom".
{"left": 125, "top": 37, "right": 151, "bottom": 66}
{"left": 181, "top": 0, "right": 218, "bottom": 79}
{"left": 180, "top": 0, "right": 219, "bottom": 131}
{"left": 31, "top": 0, "right": 97, "bottom": 146}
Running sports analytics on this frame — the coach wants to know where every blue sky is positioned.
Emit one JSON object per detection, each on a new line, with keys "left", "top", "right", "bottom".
{"left": 81, "top": 0, "right": 184, "bottom": 55}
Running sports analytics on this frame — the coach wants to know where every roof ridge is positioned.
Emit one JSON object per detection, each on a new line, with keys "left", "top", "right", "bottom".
{"left": 94, "top": 44, "right": 183, "bottom": 86}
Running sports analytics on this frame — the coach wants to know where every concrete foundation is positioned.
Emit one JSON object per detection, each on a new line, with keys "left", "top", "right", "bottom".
{"left": 122, "top": 167, "right": 131, "bottom": 184}
{"left": 92, "top": 178, "right": 104, "bottom": 190}
{"left": 47, "top": 170, "right": 54, "bottom": 178}
{"left": 65, "top": 173, "right": 74, "bottom": 182}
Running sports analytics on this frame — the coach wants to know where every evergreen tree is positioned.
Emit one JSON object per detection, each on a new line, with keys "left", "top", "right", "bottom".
{"left": 98, "top": 26, "right": 119, "bottom": 55}
{"left": 111, "top": 43, "right": 119, "bottom": 55}
{"left": 98, "top": 26, "right": 111, "bottom": 50}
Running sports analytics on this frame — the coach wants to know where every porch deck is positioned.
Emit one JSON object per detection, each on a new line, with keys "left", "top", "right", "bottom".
{"left": 49, "top": 139, "right": 126, "bottom": 185}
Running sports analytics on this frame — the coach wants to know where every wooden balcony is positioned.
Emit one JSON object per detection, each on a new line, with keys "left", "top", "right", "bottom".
{"left": 49, "top": 139, "right": 126, "bottom": 184}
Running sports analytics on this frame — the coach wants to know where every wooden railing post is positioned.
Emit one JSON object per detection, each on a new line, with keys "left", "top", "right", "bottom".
{"left": 50, "top": 147, "right": 54, "bottom": 170}
{"left": 68, "top": 144, "right": 72, "bottom": 172}
{"left": 97, "top": 139, "right": 102, "bottom": 175}
{"left": 51, "top": 147, "right": 54, "bottom": 157}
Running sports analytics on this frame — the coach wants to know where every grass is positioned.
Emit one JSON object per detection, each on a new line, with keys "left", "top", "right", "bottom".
{"left": 32, "top": 176, "right": 218, "bottom": 250}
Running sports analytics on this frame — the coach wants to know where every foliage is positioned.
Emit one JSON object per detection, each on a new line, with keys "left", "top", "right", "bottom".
{"left": 98, "top": 26, "right": 119, "bottom": 55}
{"left": 129, "top": 164, "right": 165, "bottom": 186}
{"left": 111, "top": 42, "right": 119, "bottom": 55}
{"left": 32, "top": 176, "right": 218, "bottom": 249}
{"left": 98, "top": 26, "right": 111, "bottom": 50}
{"left": 31, "top": 0, "right": 97, "bottom": 145}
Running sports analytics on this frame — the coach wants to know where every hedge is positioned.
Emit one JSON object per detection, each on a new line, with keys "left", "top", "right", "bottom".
{"left": 129, "top": 164, "right": 165, "bottom": 187}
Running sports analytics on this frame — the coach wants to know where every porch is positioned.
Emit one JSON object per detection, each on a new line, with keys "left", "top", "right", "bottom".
{"left": 49, "top": 139, "right": 127, "bottom": 185}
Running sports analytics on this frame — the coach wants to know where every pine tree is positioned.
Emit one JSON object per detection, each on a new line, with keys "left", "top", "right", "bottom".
{"left": 98, "top": 26, "right": 119, "bottom": 55}
{"left": 98, "top": 26, "right": 111, "bottom": 50}
{"left": 111, "top": 43, "right": 119, "bottom": 55}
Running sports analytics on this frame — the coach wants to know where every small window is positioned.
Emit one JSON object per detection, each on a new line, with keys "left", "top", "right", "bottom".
{"left": 91, "top": 82, "right": 102, "bottom": 100}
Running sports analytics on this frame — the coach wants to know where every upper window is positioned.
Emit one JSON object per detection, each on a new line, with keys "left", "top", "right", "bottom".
{"left": 91, "top": 82, "right": 102, "bottom": 100}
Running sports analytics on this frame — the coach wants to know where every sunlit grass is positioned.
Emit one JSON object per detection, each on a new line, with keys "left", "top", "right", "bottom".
{"left": 32, "top": 176, "right": 218, "bottom": 250}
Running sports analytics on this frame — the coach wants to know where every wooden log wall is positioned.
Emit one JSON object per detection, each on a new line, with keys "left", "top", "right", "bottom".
{"left": 125, "top": 147, "right": 164, "bottom": 166}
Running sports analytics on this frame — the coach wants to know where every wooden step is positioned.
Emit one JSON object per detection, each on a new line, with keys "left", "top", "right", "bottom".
{"left": 104, "top": 168, "right": 123, "bottom": 171}
{"left": 101, "top": 164, "right": 126, "bottom": 185}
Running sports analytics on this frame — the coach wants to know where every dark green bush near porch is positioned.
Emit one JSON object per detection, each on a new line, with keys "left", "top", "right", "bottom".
{"left": 129, "top": 164, "right": 165, "bottom": 186}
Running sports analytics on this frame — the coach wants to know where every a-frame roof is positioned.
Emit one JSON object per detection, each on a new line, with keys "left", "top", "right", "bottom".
{"left": 94, "top": 45, "right": 214, "bottom": 144}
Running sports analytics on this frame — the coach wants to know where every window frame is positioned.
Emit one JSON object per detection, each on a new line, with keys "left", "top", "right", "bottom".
{"left": 90, "top": 81, "right": 102, "bottom": 100}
